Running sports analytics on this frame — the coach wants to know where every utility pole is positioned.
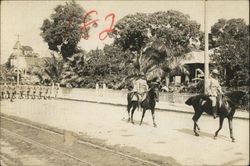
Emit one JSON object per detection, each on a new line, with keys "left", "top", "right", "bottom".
{"left": 204, "top": 0, "right": 209, "bottom": 94}
{"left": 15, "top": 34, "right": 22, "bottom": 85}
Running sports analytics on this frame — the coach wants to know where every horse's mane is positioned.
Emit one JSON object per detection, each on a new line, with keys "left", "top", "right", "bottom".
{"left": 148, "top": 87, "right": 158, "bottom": 98}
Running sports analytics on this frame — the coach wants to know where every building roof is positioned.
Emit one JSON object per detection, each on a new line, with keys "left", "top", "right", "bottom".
{"left": 13, "top": 41, "right": 22, "bottom": 49}
{"left": 22, "top": 45, "right": 33, "bottom": 51}
{"left": 180, "top": 50, "right": 214, "bottom": 65}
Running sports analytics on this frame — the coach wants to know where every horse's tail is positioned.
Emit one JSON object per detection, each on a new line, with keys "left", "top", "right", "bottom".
{"left": 185, "top": 96, "right": 194, "bottom": 106}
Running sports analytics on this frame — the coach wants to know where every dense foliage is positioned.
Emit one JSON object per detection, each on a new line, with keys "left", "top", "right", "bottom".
{"left": 60, "top": 45, "right": 134, "bottom": 88}
{"left": 40, "top": 1, "right": 88, "bottom": 60}
{"left": 38, "top": 3, "right": 249, "bottom": 92}
{"left": 210, "top": 19, "right": 249, "bottom": 86}
{"left": 111, "top": 11, "right": 203, "bottom": 81}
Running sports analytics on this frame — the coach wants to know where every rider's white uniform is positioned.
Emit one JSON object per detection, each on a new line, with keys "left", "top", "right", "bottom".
{"left": 132, "top": 78, "right": 148, "bottom": 101}
{"left": 206, "top": 76, "right": 222, "bottom": 106}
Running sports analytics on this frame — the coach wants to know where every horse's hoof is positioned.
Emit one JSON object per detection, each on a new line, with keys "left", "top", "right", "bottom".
{"left": 232, "top": 138, "right": 236, "bottom": 143}
{"left": 153, "top": 124, "right": 157, "bottom": 128}
{"left": 195, "top": 133, "right": 199, "bottom": 136}
{"left": 139, "top": 123, "right": 142, "bottom": 126}
{"left": 131, "top": 121, "right": 135, "bottom": 125}
{"left": 213, "top": 136, "right": 217, "bottom": 140}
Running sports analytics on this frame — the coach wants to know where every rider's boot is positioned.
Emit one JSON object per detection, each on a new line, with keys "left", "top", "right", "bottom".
{"left": 212, "top": 106, "right": 217, "bottom": 119}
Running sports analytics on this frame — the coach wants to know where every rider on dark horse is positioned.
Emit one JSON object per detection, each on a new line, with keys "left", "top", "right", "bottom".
{"left": 205, "top": 69, "right": 224, "bottom": 119}
{"left": 131, "top": 72, "right": 149, "bottom": 110}
{"left": 186, "top": 70, "right": 246, "bottom": 141}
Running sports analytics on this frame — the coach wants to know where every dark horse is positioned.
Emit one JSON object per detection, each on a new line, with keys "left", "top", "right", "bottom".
{"left": 185, "top": 91, "right": 247, "bottom": 142}
{"left": 127, "top": 85, "right": 159, "bottom": 127}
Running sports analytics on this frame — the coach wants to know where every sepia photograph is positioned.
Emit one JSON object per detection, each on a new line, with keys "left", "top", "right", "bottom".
{"left": 0, "top": 0, "right": 249, "bottom": 165}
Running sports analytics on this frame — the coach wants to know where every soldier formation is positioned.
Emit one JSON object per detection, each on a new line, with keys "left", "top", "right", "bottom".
{"left": 0, "top": 83, "right": 60, "bottom": 102}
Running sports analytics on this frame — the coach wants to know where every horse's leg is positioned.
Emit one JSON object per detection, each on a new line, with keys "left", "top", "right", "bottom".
{"left": 127, "top": 103, "right": 131, "bottom": 122}
{"left": 228, "top": 118, "right": 235, "bottom": 142}
{"left": 151, "top": 109, "right": 157, "bottom": 127}
{"left": 193, "top": 120, "right": 199, "bottom": 136}
{"left": 194, "top": 121, "right": 200, "bottom": 131}
{"left": 214, "top": 116, "right": 224, "bottom": 139}
{"left": 131, "top": 103, "right": 137, "bottom": 124}
{"left": 192, "top": 109, "right": 203, "bottom": 136}
{"left": 139, "top": 108, "right": 146, "bottom": 126}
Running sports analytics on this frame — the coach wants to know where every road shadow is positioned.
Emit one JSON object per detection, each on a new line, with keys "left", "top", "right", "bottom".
{"left": 121, "top": 118, "right": 151, "bottom": 126}
{"left": 176, "top": 128, "right": 230, "bottom": 141}
{"left": 176, "top": 128, "right": 213, "bottom": 137}
{"left": 121, "top": 134, "right": 134, "bottom": 137}
{"left": 153, "top": 141, "right": 166, "bottom": 144}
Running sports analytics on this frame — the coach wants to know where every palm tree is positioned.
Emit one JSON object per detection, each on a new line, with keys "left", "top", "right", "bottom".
{"left": 118, "top": 36, "right": 189, "bottom": 88}
{"left": 43, "top": 52, "right": 64, "bottom": 83}
{"left": 30, "top": 52, "right": 63, "bottom": 84}
{"left": 140, "top": 37, "right": 189, "bottom": 83}
{"left": 60, "top": 52, "right": 85, "bottom": 87}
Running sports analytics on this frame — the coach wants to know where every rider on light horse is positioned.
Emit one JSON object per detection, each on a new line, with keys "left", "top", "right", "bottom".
{"left": 205, "top": 69, "right": 223, "bottom": 119}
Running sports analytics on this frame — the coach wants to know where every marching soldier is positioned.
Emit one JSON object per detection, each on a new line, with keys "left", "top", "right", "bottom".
{"left": 1, "top": 83, "right": 7, "bottom": 99}
{"left": 42, "top": 84, "right": 47, "bottom": 99}
{"left": 47, "top": 84, "right": 52, "bottom": 99}
{"left": 6, "top": 83, "right": 11, "bottom": 99}
{"left": 9, "top": 83, "right": 15, "bottom": 102}
{"left": 20, "top": 83, "right": 25, "bottom": 99}
{"left": 26, "top": 84, "right": 31, "bottom": 99}
{"left": 15, "top": 83, "right": 20, "bottom": 99}
{"left": 31, "top": 85, "right": 36, "bottom": 99}
{"left": 44, "top": 85, "right": 50, "bottom": 99}
{"left": 38, "top": 84, "right": 43, "bottom": 99}
{"left": 36, "top": 84, "right": 40, "bottom": 99}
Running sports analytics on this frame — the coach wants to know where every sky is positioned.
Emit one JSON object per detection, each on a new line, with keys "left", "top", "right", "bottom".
{"left": 1, "top": 0, "right": 249, "bottom": 64}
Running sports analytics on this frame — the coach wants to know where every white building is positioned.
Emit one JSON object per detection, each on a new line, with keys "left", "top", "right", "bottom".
{"left": 10, "top": 41, "right": 40, "bottom": 74}
{"left": 10, "top": 41, "right": 27, "bottom": 73}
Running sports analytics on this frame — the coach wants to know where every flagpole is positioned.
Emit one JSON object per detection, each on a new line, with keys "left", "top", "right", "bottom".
{"left": 15, "top": 34, "right": 22, "bottom": 85}
{"left": 17, "top": 38, "right": 20, "bottom": 85}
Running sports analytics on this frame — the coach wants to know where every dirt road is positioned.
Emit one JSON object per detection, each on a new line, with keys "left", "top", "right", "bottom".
{"left": 0, "top": 99, "right": 249, "bottom": 165}
{"left": 1, "top": 117, "right": 174, "bottom": 166}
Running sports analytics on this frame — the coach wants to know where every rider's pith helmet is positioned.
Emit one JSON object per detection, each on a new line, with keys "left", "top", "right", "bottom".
{"left": 211, "top": 69, "right": 219, "bottom": 75}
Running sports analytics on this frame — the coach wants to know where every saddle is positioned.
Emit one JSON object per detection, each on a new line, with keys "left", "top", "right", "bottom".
{"left": 131, "top": 92, "right": 147, "bottom": 102}
{"left": 199, "top": 94, "right": 223, "bottom": 108}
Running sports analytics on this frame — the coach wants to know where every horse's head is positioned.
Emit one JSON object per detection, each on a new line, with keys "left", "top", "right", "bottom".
{"left": 238, "top": 91, "right": 248, "bottom": 106}
{"left": 225, "top": 91, "right": 248, "bottom": 107}
{"left": 148, "top": 83, "right": 159, "bottom": 102}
